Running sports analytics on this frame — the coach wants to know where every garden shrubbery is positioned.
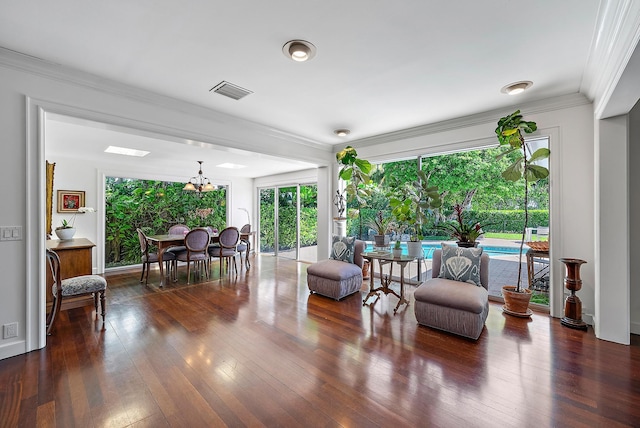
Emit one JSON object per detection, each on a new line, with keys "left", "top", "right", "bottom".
{"left": 105, "top": 177, "right": 227, "bottom": 268}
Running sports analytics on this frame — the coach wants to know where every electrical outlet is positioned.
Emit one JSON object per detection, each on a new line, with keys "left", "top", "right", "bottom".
{"left": 3, "top": 322, "right": 18, "bottom": 339}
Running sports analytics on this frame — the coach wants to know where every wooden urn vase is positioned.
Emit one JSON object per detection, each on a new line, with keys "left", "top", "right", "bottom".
{"left": 559, "top": 258, "right": 588, "bottom": 330}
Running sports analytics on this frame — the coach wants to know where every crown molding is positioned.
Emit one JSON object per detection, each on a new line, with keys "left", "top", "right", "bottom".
{"left": 343, "top": 93, "right": 591, "bottom": 151}
{"left": 0, "top": 46, "right": 331, "bottom": 152}
{"left": 580, "top": 0, "right": 640, "bottom": 117}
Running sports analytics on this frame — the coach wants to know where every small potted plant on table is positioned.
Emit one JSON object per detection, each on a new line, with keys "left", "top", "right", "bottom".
{"left": 367, "top": 210, "right": 391, "bottom": 247}
{"left": 392, "top": 240, "right": 403, "bottom": 258}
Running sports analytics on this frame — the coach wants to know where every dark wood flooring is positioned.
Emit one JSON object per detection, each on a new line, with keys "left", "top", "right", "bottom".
{"left": 1, "top": 255, "right": 639, "bottom": 427}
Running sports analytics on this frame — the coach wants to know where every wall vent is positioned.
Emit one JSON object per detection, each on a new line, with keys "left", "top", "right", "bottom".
{"left": 209, "top": 81, "right": 253, "bottom": 100}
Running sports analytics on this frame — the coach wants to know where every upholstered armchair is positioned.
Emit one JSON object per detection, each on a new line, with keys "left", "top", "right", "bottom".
{"left": 306, "top": 238, "right": 366, "bottom": 300}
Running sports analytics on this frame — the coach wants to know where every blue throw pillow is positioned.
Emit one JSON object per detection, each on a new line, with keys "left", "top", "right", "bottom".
{"left": 330, "top": 235, "right": 356, "bottom": 263}
{"left": 438, "top": 242, "right": 483, "bottom": 286}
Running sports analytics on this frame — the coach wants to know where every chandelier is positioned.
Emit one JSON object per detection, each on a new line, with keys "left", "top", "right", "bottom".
{"left": 183, "top": 161, "right": 217, "bottom": 193}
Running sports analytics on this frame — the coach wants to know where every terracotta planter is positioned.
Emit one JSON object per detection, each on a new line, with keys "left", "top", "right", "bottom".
{"left": 362, "top": 260, "right": 370, "bottom": 280}
{"left": 502, "top": 285, "right": 532, "bottom": 316}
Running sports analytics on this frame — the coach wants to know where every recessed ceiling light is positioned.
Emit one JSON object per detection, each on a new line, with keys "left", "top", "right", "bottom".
{"left": 216, "top": 162, "right": 246, "bottom": 169}
{"left": 501, "top": 81, "right": 533, "bottom": 95}
{"left": 104, "top": 146, "right": 150, "bottom": 157}
{"left": 282, "top": 40, "right": 317, "bottom": 62}
{"left": 334, "top": 129, "right": 351, "bottom": 137}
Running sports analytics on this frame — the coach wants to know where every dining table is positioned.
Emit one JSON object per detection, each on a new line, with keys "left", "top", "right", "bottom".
{"left": 146, "top": 231, "right": 254, "bottom": 286}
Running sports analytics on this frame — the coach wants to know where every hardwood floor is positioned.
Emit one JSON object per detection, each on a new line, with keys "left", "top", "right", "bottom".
{"left": 1, "top": 255, "right": 639, "bottom": 427}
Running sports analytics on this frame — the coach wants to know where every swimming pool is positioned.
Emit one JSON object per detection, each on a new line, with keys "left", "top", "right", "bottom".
{"left": 365, "top": 242, "right": 521, "bottom": 259}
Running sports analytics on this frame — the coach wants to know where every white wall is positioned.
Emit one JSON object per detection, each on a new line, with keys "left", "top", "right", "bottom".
{"left": 595, "top": 115, "right": 630, "bottom": 344}
{"left": 628, "top": 103, "right": 640, "bottom": 334}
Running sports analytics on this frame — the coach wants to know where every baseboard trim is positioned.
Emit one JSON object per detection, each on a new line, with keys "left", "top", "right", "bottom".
{"left": 0, "top": 340, "right": 26, "bottom": 361}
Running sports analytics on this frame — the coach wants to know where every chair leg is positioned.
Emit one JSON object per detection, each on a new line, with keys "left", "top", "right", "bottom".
{"left": 45, "top": 295, "right": 54, "bottom": 331}
{"left": 140, "top": 262, "right": 146, "bottom": 282}
{"left": 99, "top": 290, "right": 106, "bottom": 323}
{"left": 144, "top": 262, "right": 150, "bottom": 285}
{"left": 46, "top": 294, "right": 62, "bottom": 335}
{"left": 186, "top": 258, "right": 191, "bottom": 284}
{"left": 94, "top": 293, "right": 99, "bottom": 312}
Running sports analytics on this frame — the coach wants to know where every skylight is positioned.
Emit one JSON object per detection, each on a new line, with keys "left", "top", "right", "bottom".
{"left": 216, "top": 163, "right": 246, "bottom": 169}
{"left": 104, "top": 146, "right": 150, "bottom": 157}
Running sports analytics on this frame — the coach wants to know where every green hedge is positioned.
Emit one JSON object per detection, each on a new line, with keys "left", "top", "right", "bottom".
{"left": 464, "top": 210, "right": 549, "bottom": 233}
{"left": 258, "top": 204, "right": 317, "bottom": 252}
{"left": 345, "top": 208, "right": 548, "bottom": 239}
{"left": 105, "top": 177, "right": 227, "bottom": 268}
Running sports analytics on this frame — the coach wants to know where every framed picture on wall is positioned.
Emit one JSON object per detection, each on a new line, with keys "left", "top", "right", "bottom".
{"left": 57, "top": 190, "right": 85, "bottom": 213}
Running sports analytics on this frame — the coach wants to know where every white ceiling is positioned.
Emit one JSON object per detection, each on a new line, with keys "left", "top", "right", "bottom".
{"left": 44, "top": 113, "right": 317, "bottom": 179}
{"left": 0, "top": 0, "right": 603, "bottom": 178}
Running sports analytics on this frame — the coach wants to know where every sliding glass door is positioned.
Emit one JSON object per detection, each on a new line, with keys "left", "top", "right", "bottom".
{"left": 278, "top": 186, "right": 297, "bottom": 259}
{"left": 258, "top": 183, "right": 317, "bottom": 262}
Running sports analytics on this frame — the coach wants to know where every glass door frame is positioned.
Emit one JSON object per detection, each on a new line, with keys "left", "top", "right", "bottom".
{"left": 257, "top": 181, "right": 316, "bottom": 261}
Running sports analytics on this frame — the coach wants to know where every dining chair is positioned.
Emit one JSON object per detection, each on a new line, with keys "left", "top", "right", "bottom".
{"left": 168, "top": 224, "right": 190, "bottom": 235}
{"left": 46, "top": 249, "right": 107, "bottom": 335}
{"left": 137, "top": 228, "right": 176, "bottom": 284}
{"left": 237, "top": 224, "right": 251, "bottom": 269}
{"left": 174, "top": 228, "right": 210, "bottom": 284}
{"left": 208, "top": 226, "right": 240, "bottom": 277}
{"left": 167, "top": 224, "right": 190, "bottom": 255}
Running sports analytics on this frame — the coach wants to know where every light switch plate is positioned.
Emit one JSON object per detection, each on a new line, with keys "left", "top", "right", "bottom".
{"left": 0, "top": 226, "right": 22, "bottom": 241}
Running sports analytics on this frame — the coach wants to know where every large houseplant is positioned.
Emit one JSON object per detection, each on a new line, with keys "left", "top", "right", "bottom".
{"left": 389, "top": 170, "right": 442, "bottom": 257}
{"left": 496, "top": 110, "right": 550, "bottom": 315}
{"left": 336, "top": 146, "right": 372, "bottom": 238}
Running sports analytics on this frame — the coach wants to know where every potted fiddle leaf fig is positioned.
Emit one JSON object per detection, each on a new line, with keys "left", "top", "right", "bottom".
{"left": 389, "top": 170, "right": 442, "bottom": 258}
{"left": 336, "top": 146, "right": 372, "bottom": 238}
{"left": 496, "top": 110, "right": 550, "bottom": 316}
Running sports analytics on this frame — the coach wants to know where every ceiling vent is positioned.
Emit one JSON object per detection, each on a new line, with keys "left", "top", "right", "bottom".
{"left": 209, "top": 81, "right": 253, "bottom": 100}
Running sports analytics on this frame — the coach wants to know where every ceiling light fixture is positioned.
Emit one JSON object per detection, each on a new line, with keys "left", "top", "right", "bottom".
{"left": 104, "top": 145, "right": 150, "bottom": 157}
{"left": 216, "top": 162, "right": 246, "bottom": 169}
{"left": 183, "top": 161, "right": 216, "bottom": 193}
{"left": 282, "top": 40, "right": 317, "bottom": 62}
{"left": 501, "top": 81, "right": 533, "bottom": 95}
{"left": 334, "top": 129, "right": 351, "bottom": 137}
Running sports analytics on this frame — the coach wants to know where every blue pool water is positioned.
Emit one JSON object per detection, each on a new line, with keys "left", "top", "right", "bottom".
{"left": 365, "top": 242, "right": 520, "bottom": 259}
